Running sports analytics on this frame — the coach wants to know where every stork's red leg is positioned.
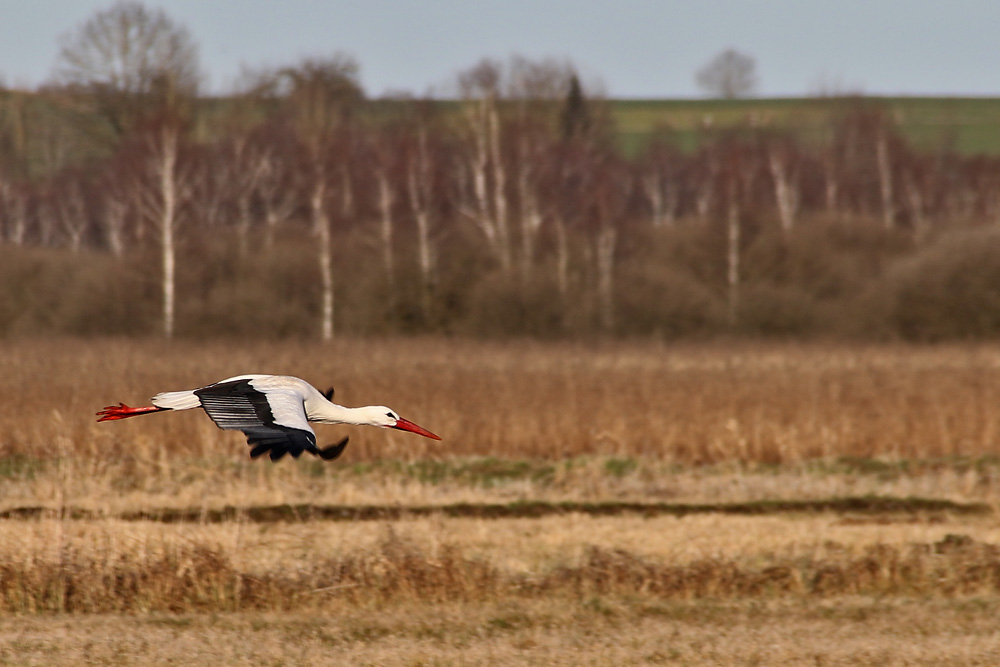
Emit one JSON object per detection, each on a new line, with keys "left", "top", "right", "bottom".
{"left": 96, "top": 403, "right": 167, "bottom": 422}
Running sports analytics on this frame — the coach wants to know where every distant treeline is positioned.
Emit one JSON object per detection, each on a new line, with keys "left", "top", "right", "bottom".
{"left": 3, "top": 74, "right": 1000, "bottom": 340}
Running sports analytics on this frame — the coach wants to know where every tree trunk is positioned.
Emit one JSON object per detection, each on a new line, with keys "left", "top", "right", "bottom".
{"left": 340, "top": 166, "right": 354, "bottom": 218}
{"left": 768, "top": 150, "right": 797, "bottom": 232}
{"left": 517, "top": 138, "right": 543, "bottom": 288}
{"left": 411, "top": 184, "right": 434, "bottom": 320}
{"left": 463, "top": 96, "right": 513, "bottom": 272}
{"left": 159, "top": 127, "right": 178, "bottom": 339}
{"left": 643, "top": 171, "right": 677, "bottom": 228}
{"left": 407, "top": 132, "right": 435, "bottom": 321}
{"left": 103, "top": 197, "right": 126, "bottom": 257}
{"left": 904, "top": 175, "right": 929, "bottom": 243}
{"left": 726, "top": 193, "right": 741, "bottom": 328}
{"left": 35, "top": 202, "right": 56, "bottom": 246}
{"left": 1, "top": 184, "right": 27, "bottom": 245}
{"left": 375, "top": 168, "right": 396, "bottom": 293}
{"left": 58, "top": 181, "right": 89, "bottom": 252}
{"left": 876, "top": 130, "right": 895, "bottom": 230}
{"left": 553, "top": 216, "right": 570, "bottom": 303}
{"left": 595, "top": 224, "right": 616, "bottom": 332}
{"left": 823, "top": 156, "right": 840, "bottom": 215}
{"left": 470, "top": 99, "right": 495, "bottom": 247}
{"left": 259, "top": 155, "right": 295, "bottom": 251}
{"left": 311, "top": 176, "right": 334, "bottom": 341}
{"left": 488, "top": 99, "right": 511, "bottom": 273}
{"left": 236, "top": 195, "right": 252, "bottom": 258}
{"left": 696, "top": 178, "right": 713, "bottom": 221}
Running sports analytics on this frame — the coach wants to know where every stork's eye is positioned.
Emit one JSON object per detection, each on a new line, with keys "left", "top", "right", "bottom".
{"left": 386, "top": 412, "right": 395, "bottom": 419}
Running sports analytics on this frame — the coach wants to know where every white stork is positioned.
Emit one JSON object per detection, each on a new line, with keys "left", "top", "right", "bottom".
{"left": 96, "top": 374, "right": 440, "bottom": 461}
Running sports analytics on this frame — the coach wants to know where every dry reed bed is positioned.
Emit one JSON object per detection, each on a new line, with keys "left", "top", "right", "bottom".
{"left": 3, "top": 338, "right": 1000, "bottom": 511}
{"left": 3, "top": 337, "right": 1000, "bottom": 464}
{"left": 2, "top": 529, "right": 1000, "bottom": 614}
{"left": 1, "top": 513, "right": 999, "bottom": 614}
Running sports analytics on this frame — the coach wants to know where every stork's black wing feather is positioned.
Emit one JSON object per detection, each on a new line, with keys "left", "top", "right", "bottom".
{"left": 318, "top": 436, "right": 349, "bottom": 460}
{"left": 242, "top": 425, "right": 318, "bottom": 460}
{"left": 195, "top": 379, "right": 320, "bottom": 460}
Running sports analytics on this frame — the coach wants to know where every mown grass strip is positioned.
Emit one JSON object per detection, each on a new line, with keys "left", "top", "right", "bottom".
{"left": 0, "top": 496, "right": 988, "bottom": 523}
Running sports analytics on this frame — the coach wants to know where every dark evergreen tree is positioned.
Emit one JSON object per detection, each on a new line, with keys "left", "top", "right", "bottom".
{"left": 560, "top": 74, "right": 590, "bottom": 141}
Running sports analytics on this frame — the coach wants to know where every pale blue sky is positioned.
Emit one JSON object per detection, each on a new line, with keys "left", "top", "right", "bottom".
{"left": 2, "top": 0, "right": 998, "bottom": 98}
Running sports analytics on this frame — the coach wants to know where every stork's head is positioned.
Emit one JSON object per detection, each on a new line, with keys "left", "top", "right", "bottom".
{"left": 363, "top": 406, "right": 441, "bottom": 440}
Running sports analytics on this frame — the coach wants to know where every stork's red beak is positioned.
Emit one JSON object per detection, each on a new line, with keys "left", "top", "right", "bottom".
{"left": 392, "top": 417, "right": 441, "bottom": 440}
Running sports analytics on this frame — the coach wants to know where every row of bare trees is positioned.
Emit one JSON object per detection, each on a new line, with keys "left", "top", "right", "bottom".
{"left": 2, "top": 3, "right": 1000, "bottom": 339}
{"left": 4, "top": 82, "right": 1000, "bottom": 339}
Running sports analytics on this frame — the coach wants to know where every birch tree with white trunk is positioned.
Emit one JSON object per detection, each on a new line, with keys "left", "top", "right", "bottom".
{"left": 457, "top": 60, "right": 512, "bottom": 274}
{"left": 276, "top": 56, "right": 364, "bottom": 340}
{"left": 406, "top": 123, "right": 441, "bottom": 320}
{"left": 55, "top": 176, "right": 89, "bottom": 252}
{"left": 0, "top": 180, "right": 28, "bottom": 245}
{"left": 639, "top": 142, "right": 682, "bottom": 228}
{"left": 133, "top": 123, "right": 187, "bottom": 339}
{"left": 767, "top": 144, "right": 799, "bottom": 233}
{"left": 587, "top": 153, "right": 632, "bottom": 333}
{"left": 726, "top": 178, "right": 741, "bottom": 328}
{"left": 875, "top": 127, "right": 896, "bottom": 230}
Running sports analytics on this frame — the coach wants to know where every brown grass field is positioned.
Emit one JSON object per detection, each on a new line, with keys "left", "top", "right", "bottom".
{"left": 3, "top": 338, "right": 1000, "bottom": 664}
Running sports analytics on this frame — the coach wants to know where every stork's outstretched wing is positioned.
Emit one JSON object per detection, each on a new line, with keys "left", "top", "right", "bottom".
{"left": 194, "top": 378, "right": 331, "bottom": 460}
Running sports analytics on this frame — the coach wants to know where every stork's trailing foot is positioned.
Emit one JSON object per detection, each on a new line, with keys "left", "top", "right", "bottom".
{"left": 96, "top": 403, "right": 168, "bottom": 421}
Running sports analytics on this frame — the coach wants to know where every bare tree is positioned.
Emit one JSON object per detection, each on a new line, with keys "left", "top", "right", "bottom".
{"left": 0, "top": 90, "right": 30, "bottom": 179}
{"left": 456, "top": 59, "right": 513, "bottom": 274}
{"left": 405, "top": 119, "right": 445, "bottom": 322}
{"left": 219, "top": 133, "right": 271, "bottom": 256}
{"left": 54, "top": 173, "right": 90, "bottom": 251}
{"left": 767, "top": 139, "right": 800, "bottom": 232}
{"left": 516, "top": 128, "right": 546, "bottom": 287}
{"left": 254, "top": 127, "right": 299, "bottom": 250}
{"left": 639, "top": 139, "right": 683, "bottom": 228}
{"left": 0, "top": 178, "right": 28, "bottom": 245}
{"left": 515, "top": 63, "right": 584, "bottom": 287}
{"left": 695, "top": 49, "right": 758, "bottom": 99}
{"left": 875, "top": 126, "right": 896, "bottom": 230}
{"left": 101, "top": 186, "right": 128, "bottom": 257}
{"left": 152, "top": 125, "right": 183, "bottom": 338}
{"left": 725, "top": 176, "right": 741, "bottom": 327}
{"left": 544, "top": 145, "right": 583, "bottom": 304}
{"left": 53, "top": 1, "right": 200, "bottom": 137}
{"left": 271, "top": 56, "right": 364, "bottom": 340}
{"left": 592, "top": 158, "right": 632, "bottom": 333}
{"left": 373, "top": 157, "right": 397, "bottom": 293}
{"left": 902, "top": 163, "right": 929, "bottom": 242}
{"left": 130, "top": 121, "right": 189, "bottom": 338}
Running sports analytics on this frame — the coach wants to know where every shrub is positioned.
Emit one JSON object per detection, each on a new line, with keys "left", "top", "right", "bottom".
{"left": 881, "top": 228, "right": 1000, "bottom": 340}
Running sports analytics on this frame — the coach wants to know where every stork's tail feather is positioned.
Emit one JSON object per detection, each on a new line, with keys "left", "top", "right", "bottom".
{"left": 96, "top": 403, "right": 168, "bottom": 421}
{"left": 151, "top": 390, "right": 201, "bottom": 411}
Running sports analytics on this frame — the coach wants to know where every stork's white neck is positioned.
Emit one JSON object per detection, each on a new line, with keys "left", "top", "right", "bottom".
{"left": 307, "top": 400, "right": 390, "bottom": 427}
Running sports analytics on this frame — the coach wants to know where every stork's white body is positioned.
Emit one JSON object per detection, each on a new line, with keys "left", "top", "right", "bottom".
{"left": 154, "top": 374, "right": 372, "bottom": 427}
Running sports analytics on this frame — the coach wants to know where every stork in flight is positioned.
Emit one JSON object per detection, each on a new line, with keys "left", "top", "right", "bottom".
{"left": 96, "top": 374, "right": 440, "bottom": 461}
